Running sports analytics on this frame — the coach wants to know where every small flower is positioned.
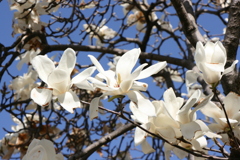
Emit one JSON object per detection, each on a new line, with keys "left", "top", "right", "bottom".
{"left": 83, "top": 19, "right": 117, "bottom": 46}
{"left": 30, "top": 48, "right": 96, "bottom": 113}
{"left": 88, "top": 48, "right": 167, "bottom": 120}
{"left": 22, "top": 139, "right": 64, "bottom": 160}
{"left": 194, "top": 41, "right": 238, "bottom": 86}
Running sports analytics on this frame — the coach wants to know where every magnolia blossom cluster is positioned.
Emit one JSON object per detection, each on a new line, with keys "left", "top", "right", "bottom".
{"left": 83, "top": 19, "right": 117, "bottom": 46}
{"left": 130, "top": 88, "right": 221, "bottom": 159}
{"left": 9, "top": 0, "right": 60, "bottom": 36}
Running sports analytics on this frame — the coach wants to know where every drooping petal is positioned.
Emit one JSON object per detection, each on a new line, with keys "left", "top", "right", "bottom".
{"left": 89, "top": 97, "right": 101, "bottom": 120}
{"left": 141, "top": 139, "right": 155, "bottom": 154}
{"left": 127, "top": 91, "right": 156, "bottom": 117}
{"left": 31, "top": 87, "right": 52, "bottom": 106}
{"left": 116, "top": 48, "right": 140, "bottom": 81}
{"left": 200, "top": 100, "right": 222, "bottom": 124}
{"left": 134, "top": 123, "right": 150, "bottom": 146}
{"left": 31, "top": 55, "right": 55, "bottom": 83}
{"left": 136, "top": 61, "right": 167, "bottom": 80}
{"left": 57, "top": 48, "right": 76, "bottom": 75}
{"left": 57, "top": 91, "right": 81, "bottom": 113}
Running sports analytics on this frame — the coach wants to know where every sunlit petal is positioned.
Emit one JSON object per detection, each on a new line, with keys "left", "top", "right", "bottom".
{"left": 31, "top": 87, "right": 52, "bottom": 106}
{"left": 57, "top": 48, "right": 76, "bottom": 75}
{"left": 31, "top": 55, "right": 55, "bottom": 83}
{"left": 57, "top": 91, "right": 81, "bottom": 113}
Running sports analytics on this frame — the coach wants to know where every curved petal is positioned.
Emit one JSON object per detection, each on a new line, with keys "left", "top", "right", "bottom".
{"left": 116, "top": 48, "right": 140, "bottom": 81}
{"left": 131, "top": 81, "right": 148, "bottom": 91}
{"left": 191, "top": 136, "right": 207, "bottom": 150}
{"left": 88, "top": 55, "right": 106, "bottom": 76}
{"left": 37, "top": 139, "right": 56, "bottom": 159}
{"left": 212, "top": 41, "right": 226, "bottom": 64}
{"left": 31, "top": 87, "right": 52, "bottom": 106}
{"left": 31, "top": 55, "right": 55, "bottom": 83}
{"left": 188, "top": 93, "right": 213, "bottom": 122}
{"left": 129, "top": 101, "right": 148, "bottom": 124}
{"left": 57, "top": 91, "right": 81, "bottom": 113}
{"left": 23, "top": 145, "right": 48, "bottom": 160}
{"left": 72, "top": 66, "right": 96, "bottom": 90}
{"left": 136, "top": 61, "right": 167, "bottom": 80}
{"left": 223, "top": 60, "right": 238, "bottom": 75}
{"left": 57, "top": 48, "right": 76, "bottom": 75}
{"left": 47, "top": 69, "right": 71, "bottom": 95}
{"left": 178, "top": 89, "right": 201, "bottom": 123}
{"left": 180, "top": 120, "right": 209, "bottom": 140}
{"left": 200, "top": 101, "right": 222, "bottom": 124}
{"left": 72, "top": 66, "right": 96, "bottom": 83}
{"left": 89, "top": 97, "right": 101, "bottom": 120}
{"left": 130, "top": 63, "right": 148, "bottom": 79}
{"left": 127, "top": 91, "right": 156, "bottom": 117}
{"left": 185, "top": 70, "right": 199, "bottom": 87}
{"left": 195, "top": 41, "right": 205, "bottom": 65}
{"left": 119, "top": 79, "right": 134, "bottom": 93}
{"left": 204, "top": 41, "right": 215, "bottom": 61}
{"left": 134, "top": 123, "right": 150, "bottom": 146}
{"left": 141, "top": 139, "right": 155, "bottom": 154}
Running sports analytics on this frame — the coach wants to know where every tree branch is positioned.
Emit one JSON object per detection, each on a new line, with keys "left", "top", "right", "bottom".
{"left": 68, "top": 123, "right": 135, "bottom": 160}
{"left": 222, "top": 0, "right": 240, "bottom": 95}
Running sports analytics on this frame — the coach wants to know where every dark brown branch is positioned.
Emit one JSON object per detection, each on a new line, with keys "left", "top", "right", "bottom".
{"left": 171, "top": 0, "right": 205, "bottom": 46}
{"left": 68, "top": 123, "right": 135, "bottom": 160}
{"left": 40, "top": 45, "right": 194, "bottom": 69}
{"left": 222, "top": 0, "right": 240, "bottom": 95}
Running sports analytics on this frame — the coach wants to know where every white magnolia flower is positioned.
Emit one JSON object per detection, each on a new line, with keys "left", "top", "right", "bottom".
{"left": 201, "top": 92, "right": 240, "bottom": 143}
{"left": 22, "top": 139, "right": 64, "bottom": 160}
{"left": 83, "top": 20, "right": 117, "bottom": 46}
{"left": 30, "top": 48, "right": 96, "bottom": 113}
{"left": 87, "top": 48, "right": 167, "bottom": 120}
{"left": 194, "top": 41, "right": 238, "bottom": 85}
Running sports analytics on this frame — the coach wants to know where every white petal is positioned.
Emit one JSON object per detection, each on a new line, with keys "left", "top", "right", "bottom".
{"left": 178, "top": 89, "right": 201, "bottom": 123}
{"left": 47, "top": 69, "right": 71, "bottom": 95}
{"left": 31, "top": 55, "right": 55, "bottom": 83}
{"left": 127, "top": 91, "right": 156, "bottom": 117}
{"left": 200, "top": 100, "right": 222, "bottom": 124}
{"left": 141, "top": 139, "right": 155, "bottom": 154}
{"left": 180, "top": 120, "right": 209, "bottom": 140}
{"left": 23, "top": 145, "right": 48, "bottom": 160}
{"left": 119, "top": 79, "right": 134, "bottom": 93}
{"left": 136, "top": 62, "right": 167, "bottom": 80}
{"left": 72, "top": 66, "right": 96, "bottom": 90}
{"left": 189, "top": 93, "right": 213, "bottom": 121}
{"left": 116, "top": 48, "right": 140, "bottom": 81}
{"left": 57, "top": 91, "right": 81, "bottom": 113}
{"left": 31, "top": 87, "right": 52, "bottom": 106}
{"left": 134, "top": 123, "right": 150, "bottom": 146}
{"left": 185, "top": 70, "right": 200, "bottom": 87}
{"left": 223, "top": 60, "right": 238, "bottom": 75}
{"left": 131, "top": 81, "right": 148, "bottom": 91}
{"left": 89, "top": 97, "right": 101, "bottom": 120}
{"left": 129, "top": 101, "right": 148, "bottom": 124}
{"left": 37, "top": 139, "right": 56, "bottom": 159}
{"left": 57, "top": 48, "right": 76, "bottom": 75}
{"left": 191, "top": 136, "right": 207, "bottom": 150}
{"left": 88, "top": 55, "right": 106, "bottom": 76}
{"left": 131, "top": 63, "right": 148, "bottom": 79}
